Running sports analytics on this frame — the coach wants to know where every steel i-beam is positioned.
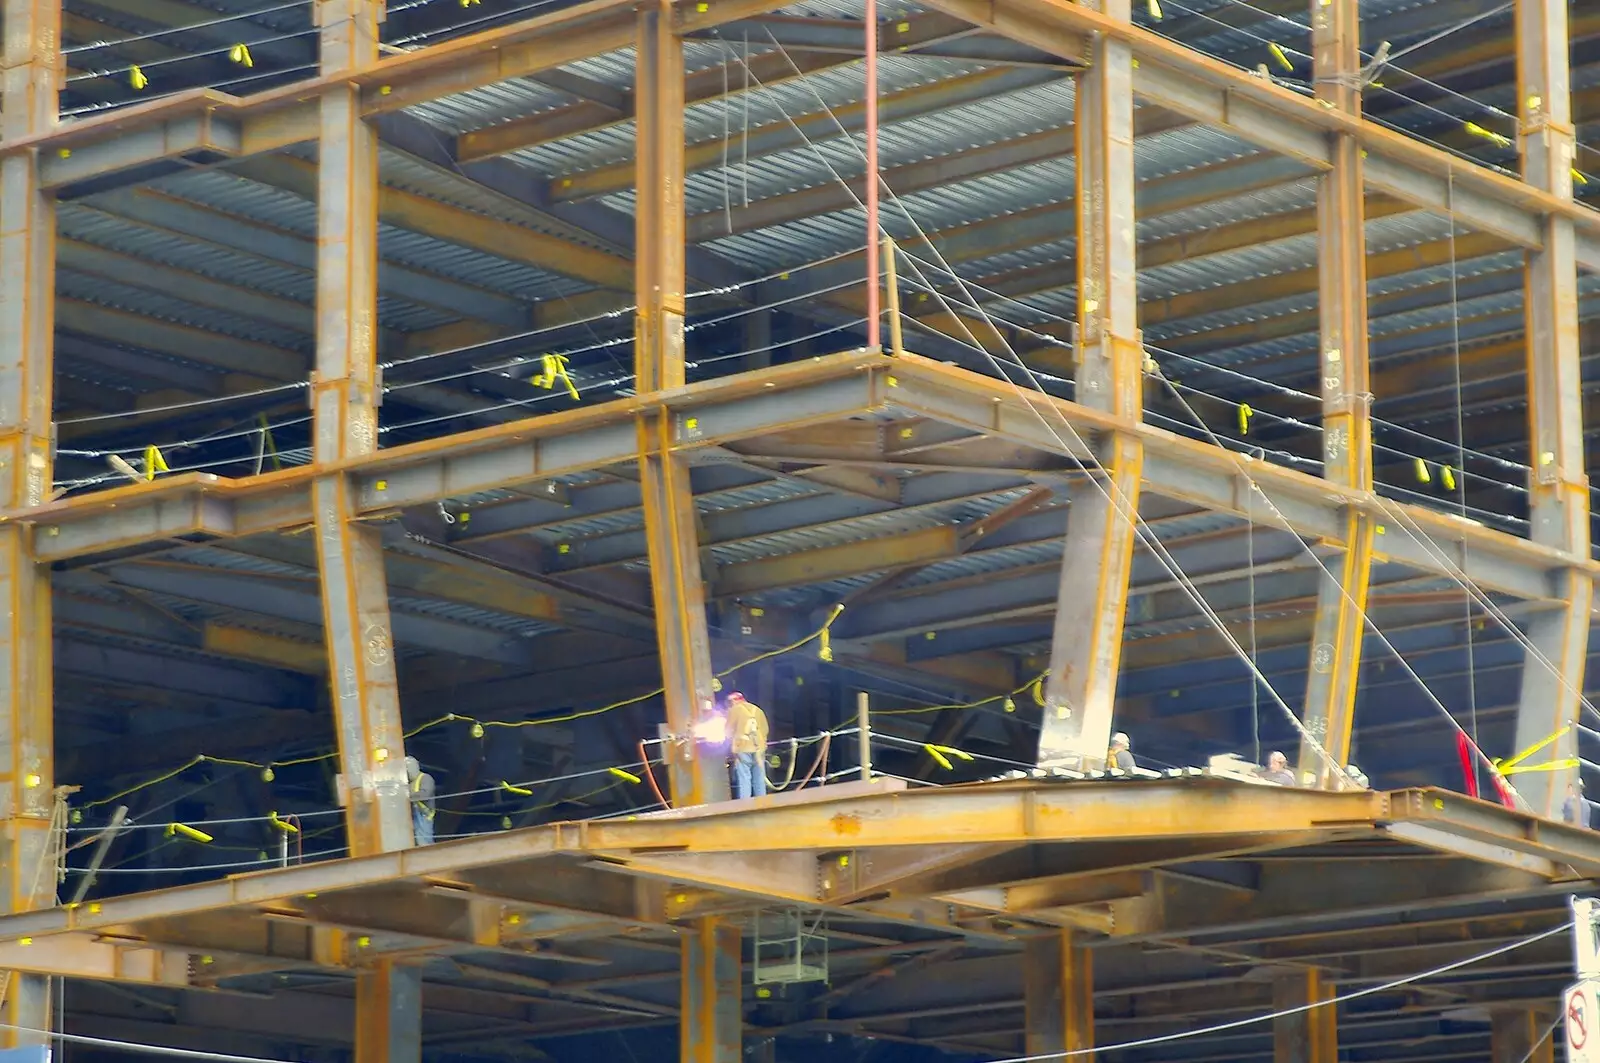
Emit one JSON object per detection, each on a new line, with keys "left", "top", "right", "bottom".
{"left": 1491, "top": 1009, "right": 1555, "bottom": 1063}
{"left": 1511, "top": 0, "right": 1590, "bottom": 817}
{"left": 634, "top": 2, "right": 726, "bottom": 806}
{"left": 355, "top": 960, "right": 423, "bottom": 1063}
{"left": 1274, "top": 968, "right": 1336, "bottom": 1063}
{"left": 635, "top": 0, "right": 687, "bottom": 396}
{"left": 1040, "top": 0, "right": 1142, "bottom": 770}
{"left": 1024, "top": 930, "right": 1093, "bottom": 1059}
{"left": 312, "top": 0, "right": 414, "bottom": 854}
{"left": 0, "top": 0, "right": 60, "bottom": 1041}
{"left": 681, "top": 917, "right": 741, "bottom": 1063}
{"left": 1297, "top": 0, "right": 1373, "bottom": 789}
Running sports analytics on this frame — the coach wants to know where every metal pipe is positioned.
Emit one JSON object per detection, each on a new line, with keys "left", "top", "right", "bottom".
{"left": 883, "top": 234, "right": 903, "bottom": 357}
{"left": 68, "top": 806, "right": 127, "bottom": 906}
{"left": 863, "top": 0, "right": 881, "bottom": 352}
{"left": 857, "top": 691, "right": 872, "bottom": 781}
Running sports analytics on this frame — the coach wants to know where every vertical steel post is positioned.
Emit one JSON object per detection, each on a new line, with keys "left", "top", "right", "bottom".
{"left": 1039, "top": 0, "right": 1141, "bottom": 770}
{"left": 635, "top": 4, "right": 727, "bottom": 806}
{"left": 1298, "top": 0, "right": 1373, "bottom": 789}
{"left": 857, "top": 691, "right": 872, "bottom": 780}
{"left": 1491, "top": 1010, "right": 1554, "bottom": 1063}
{"left": 312, "top": 0, "right": 419, "bottom": 1055}
{"left": 1023, "top": 930, "right": 1093, "bottom": 1059}
{"left": 311, "top": 0, "right": 412, "bottom": 858}
{"left": 680, "top": 917, "right": 741, "bottom": 1063}
{"left": 635, "top": 0, "right": 686, "bottom": 395}
{"left": 1513, "top": 0, "right": 1588, "bottom": 818}
{"left": 354, "top": 960, "right": 423, "bottom": 1063}
{"left": 1273, "top": 969, "right": 1337, "bottom": 1063}
{"left": 863, "top": 0, "right": 881, "bottom": 351}
{"left": 0, "top": 0, "right": 60, "bottom": 1041}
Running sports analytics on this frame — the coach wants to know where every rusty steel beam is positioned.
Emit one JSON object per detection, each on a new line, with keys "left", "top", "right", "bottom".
{"left": 11, "top": 357, "right": 894, "bottom": 562}
{"left": 1511, "top": 0, "right": 1590, "bottom": 817}
{"left": 681, "top": 917, "right": 741, "bottom": 1063}
{"left": 355, "top": 960, "right": 423, "bottom": 1063}
{"left": 1274, "top": 968, "right": 1336, "bottom": 1063}
{"left": 0, "top": 936, "right": 195, "bottom": 987}
{"left": 1040, "top": 0, "right": 1141, "bottom": 771}
{"left": 635, "top": 2, "right": 726, "bottom": 807}
{"left": 1023, "top": 931, "right": 1093, "bottom": 1059}
{"left": 312, "top": 0, "right": 414, "bottom": 857}
{"left": 919, "top": 0, "right": 1600, "bottom": 267}
{"left": 0, "top": 0, "right": 61, "bottom": 1040}
{"left": 1297, "top": 0, "right": 1372, "bottom": 790}
{"left": 1, "top": 784, "right": 1597, "bottom": 945}
{"left": 1, "top": 0, "right": 786, "bottom": 187}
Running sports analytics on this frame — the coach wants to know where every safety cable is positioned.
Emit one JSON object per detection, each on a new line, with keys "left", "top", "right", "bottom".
{"left": 52, "top": 316, "right": 871, "bottom": 492}
{"left": 730, "top": 30, "right": 1350, "bottom": 780}
{"left": 53, "top": 244, "right": 859, "bottom": 430}
{"left": 1152, "top": 370, "right": 1520, "bottom": 800}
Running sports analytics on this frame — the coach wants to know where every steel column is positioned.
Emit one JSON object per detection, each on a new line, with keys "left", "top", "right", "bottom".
{"left": 1023, "top": 930, "right": 1093, "bottom": 1059}
{"left": 1297, "top": 0, "right": 1372, "bottom": 788}
{"left": 635, "top": 2, "right": 725, "bottom": 805}
{"left": 1040, "top": 0, "right": 1141, "bottom": 770}
{"left": 354, "top": 960, "right": 422, "bottom": 1063}
{"left": 680, "top": 917, "right": 740, "bottom": 1063}
{"left": 1273, "top": 968, "right": 1336, "bottom": 1063}
{"left": 1490, "top": 1009, "right": 1554, "bottom": 1063}
{"left": 312, "top": 0, "right": 412, "bottom": 855}
{"left": 1512, "top": 0, "right": 1589, "bottom": 817}
{"left": 0, "top": 0, "right": 59, "bottom": 1041}
{"left": 635, "top": 0, "right": 686, "bottom": 395}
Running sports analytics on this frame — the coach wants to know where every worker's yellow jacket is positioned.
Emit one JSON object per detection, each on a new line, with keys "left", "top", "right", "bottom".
{"left": 728, "top": 700, "right": 769, "bottom": 754}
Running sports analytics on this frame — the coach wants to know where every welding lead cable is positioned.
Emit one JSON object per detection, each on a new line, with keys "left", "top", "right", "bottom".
{"left": 730, "top": 35, "right": 1350, "bottom": 779}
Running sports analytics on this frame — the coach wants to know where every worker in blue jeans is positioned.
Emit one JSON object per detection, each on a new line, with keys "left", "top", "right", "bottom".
{"left": 406, "top": 756, "right": 436, "bottom": 845}
{"left": 726, "top": 692, "right": 769, "bottom": 800}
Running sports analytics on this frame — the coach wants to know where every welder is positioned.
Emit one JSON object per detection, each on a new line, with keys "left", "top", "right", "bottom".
{"left": 726, "top": 692, "right": 770, "bottom": 800}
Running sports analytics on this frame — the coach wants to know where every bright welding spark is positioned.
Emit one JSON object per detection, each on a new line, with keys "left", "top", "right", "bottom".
{"left": 692, "top": 714, "right": 728, "bottom": 745}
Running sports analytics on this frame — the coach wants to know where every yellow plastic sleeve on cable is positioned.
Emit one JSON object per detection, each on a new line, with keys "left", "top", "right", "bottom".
{"left": 501, "top": 781, "right": 533, "bottom": 797}
{"left": 608, "top": 767, "right": 642, "bottom": 784}
{"left": 1463, "top": 122, "right": 1512, "bottom": 148}
{"left": 166, "top": 823, "right": 213, "bottom": 844}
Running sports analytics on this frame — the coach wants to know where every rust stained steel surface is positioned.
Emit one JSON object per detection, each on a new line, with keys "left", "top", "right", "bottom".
{"left": 920, "top": 0, "right": 1600, "bottom": 263}
{"left": 1297, "top": 0, "right": 1372, "bottom": 789}
{"left": 5, "top": 0, "right": 799, "bottom": 190}
{"left": 1039, "top": 0, "right": 1141, "bottom": 771}
{"left": 312, "top": 0, "right": 416, "bottom": 858}
{"left": 0, "top": 782, "right": 1594, "bottom": 952}
{"left": 0, "top": 0, "right": 62, "bottom": 1038}
{"left": 1509, "top": 0, "right": 1592, "bottom": 818}
{"left": 11, "top": 353, "right": 1592, "bottom": 608}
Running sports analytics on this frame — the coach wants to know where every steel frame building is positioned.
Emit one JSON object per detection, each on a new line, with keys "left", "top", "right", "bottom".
{"left": 1, "top": 0, "right": 1599, "bottom": 1057}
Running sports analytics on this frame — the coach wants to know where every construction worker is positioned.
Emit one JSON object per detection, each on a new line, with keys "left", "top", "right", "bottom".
{"left": 726, "top": 692, "right": 769, "bottom": 800}
{"left": 1108, "top": 732, "right": 1136, "bottom": 771}
{"left": 1260, "top": 751, "right": 1296, "bottom": 786}
{"left": 405, "top": 756, "right": 436, "bottom": 845}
